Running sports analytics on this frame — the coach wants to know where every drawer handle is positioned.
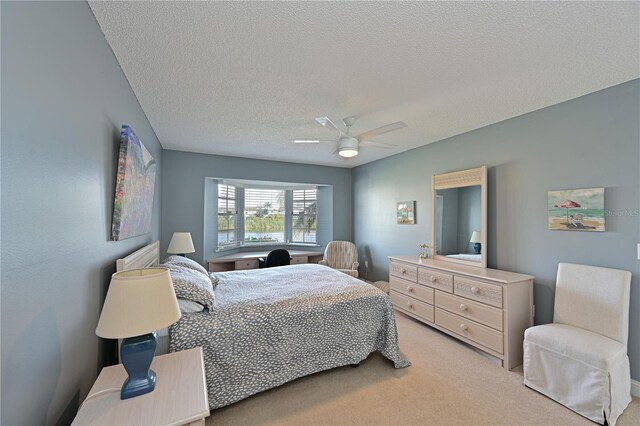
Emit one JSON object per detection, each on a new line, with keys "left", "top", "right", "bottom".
{"left": 429, "top": 276, "right": 437, "bottom": 283}
{"left": 407, "top": 286, "right": 414, "bottom": 293}
{"left": 401, "top": 268, "right": 407, "bottom": 274}
{"left": 459, "top": 323, "right": 468, "bottom": 331}
{"left": 459, "top": 304, "right": 468, "bottom": 311}
{"left": 471, "top": 286, "right": 480, "bottom": 294}
{"left": 406, "top": 301, "right": 414, "bottom": 309}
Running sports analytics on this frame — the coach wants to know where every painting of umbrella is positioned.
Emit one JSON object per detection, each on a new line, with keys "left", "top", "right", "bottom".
{"left": 548, "top": 188, "right": 605, "bottom": 231}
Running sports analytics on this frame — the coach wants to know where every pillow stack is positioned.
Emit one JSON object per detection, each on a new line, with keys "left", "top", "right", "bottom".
{"left": 161, "top": 255, "right": 217, "bottom": 313}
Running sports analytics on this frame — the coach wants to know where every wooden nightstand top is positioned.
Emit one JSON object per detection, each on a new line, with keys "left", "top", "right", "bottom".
{"left": 73, "top": 347, "right": 209, "bottom": 426}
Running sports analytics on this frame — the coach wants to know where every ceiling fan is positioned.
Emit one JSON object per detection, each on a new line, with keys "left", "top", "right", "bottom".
{"left": 294, "top": 117, "right": 407, "bottom": 158}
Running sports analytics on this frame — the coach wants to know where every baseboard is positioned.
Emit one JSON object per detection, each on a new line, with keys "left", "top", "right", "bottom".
{"left": 632, "top": 379, "right": 640, "bottom": 398}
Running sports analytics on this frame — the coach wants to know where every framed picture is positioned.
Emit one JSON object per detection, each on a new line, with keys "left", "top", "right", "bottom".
{"left": 111, "top": 125, "right": 157, "bottom": 241}
{"left": 397, "top": 201, "right": 416, "bottom": 224}
{"left": 548, "top": 188, "right": 605, "bottom": 232}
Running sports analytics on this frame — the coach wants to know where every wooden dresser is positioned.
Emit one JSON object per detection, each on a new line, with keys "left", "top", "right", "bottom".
{"left": 389, "top": 256, "right": 534, "bottom": 370}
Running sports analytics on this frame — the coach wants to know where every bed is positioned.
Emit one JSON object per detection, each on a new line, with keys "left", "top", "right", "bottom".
{"left": 117, "top": 242, "right": 410, "bottom": 409}
{"left": 445, "top": 253, "right": 482, "bottom": 262}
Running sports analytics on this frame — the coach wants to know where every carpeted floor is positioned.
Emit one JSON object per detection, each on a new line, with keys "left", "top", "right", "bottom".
{"left": 207, "top": 311, "right": 639, "bottom": 425}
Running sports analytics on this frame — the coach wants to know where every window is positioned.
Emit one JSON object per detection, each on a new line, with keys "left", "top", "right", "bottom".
{"left": 292, "top": 189, "right": 317, "bottom": 243}
{"left": 214, "top": 181, "right": 323, "bottom": 251}
{"left": 244, "top": 188, "right": 285, "bottom": 244}
{"left": 217, "top": 184, "right": 237, "bottom": 248}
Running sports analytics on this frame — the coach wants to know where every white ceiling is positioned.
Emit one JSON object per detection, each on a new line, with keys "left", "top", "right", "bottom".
{"left": 89, "top": 1, "right": 639, "bottom": 168}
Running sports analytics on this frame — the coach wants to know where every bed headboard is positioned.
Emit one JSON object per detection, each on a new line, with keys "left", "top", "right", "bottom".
{"left": 116, "top": 240, "right": 160, "bottom": 272}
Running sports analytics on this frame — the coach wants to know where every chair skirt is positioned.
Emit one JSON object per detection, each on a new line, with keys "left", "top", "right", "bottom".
{"left": 524, "top": 338, "right": 631, "bottom": 425}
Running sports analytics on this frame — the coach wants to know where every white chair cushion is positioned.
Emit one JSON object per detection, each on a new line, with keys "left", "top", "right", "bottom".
{"left": 525, "top": 323, "right": 627, "bottom": 370}
{"left": 554, "top": 263, "right": 631, "bottom": 345}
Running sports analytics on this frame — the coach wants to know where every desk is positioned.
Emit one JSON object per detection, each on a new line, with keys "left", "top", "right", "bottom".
{"left": 72, "top": 348, "right": 209, "bottom": 426}
{"left": 208, "top": 250, "right": 324, "bottom": 272}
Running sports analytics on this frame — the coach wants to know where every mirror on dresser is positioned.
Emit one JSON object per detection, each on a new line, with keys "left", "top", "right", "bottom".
{"left": 431, "top": 166, "right": 487, "bottom": 268}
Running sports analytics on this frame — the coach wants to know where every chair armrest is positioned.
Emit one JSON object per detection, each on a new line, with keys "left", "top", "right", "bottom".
{"left": 352, "top": 262, "right": 359, "bottom": 270}
{"left": 318, "top": 260, "right": 327, "bottom": 266}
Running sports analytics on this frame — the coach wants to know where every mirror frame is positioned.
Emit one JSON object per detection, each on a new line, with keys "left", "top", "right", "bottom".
{"left": 431, "top": 166, "right": 487, "bottom": 268}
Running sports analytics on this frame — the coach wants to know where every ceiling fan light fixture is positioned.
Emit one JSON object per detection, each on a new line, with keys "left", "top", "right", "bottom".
{"left": 338, "top": 147, "right": 358, "bottom": 158}
{"left": 338, "top": 137, "right": 359, "bottom": 158}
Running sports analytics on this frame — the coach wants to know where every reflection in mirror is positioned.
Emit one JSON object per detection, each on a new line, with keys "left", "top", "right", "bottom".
{"left": 431, "top": 166, "right": 486, "bottom": 268}
{"left": 435, "top": 185, "right": 482, "bottom": 263}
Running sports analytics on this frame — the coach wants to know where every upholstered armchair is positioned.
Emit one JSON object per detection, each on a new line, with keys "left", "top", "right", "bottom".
{"left": 523, "top": 263, "right": 632, "bottom": 426}
{"left": 319, "top": 241, "right": 359, "bottom": 278}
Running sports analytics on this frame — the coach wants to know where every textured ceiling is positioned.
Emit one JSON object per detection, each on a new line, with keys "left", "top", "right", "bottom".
{"left": 89, "top": 1, "right": 639, "bottom": 168}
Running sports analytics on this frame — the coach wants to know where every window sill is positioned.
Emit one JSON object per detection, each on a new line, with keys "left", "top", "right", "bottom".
{"left": 215, "top": 242, "right": 321, "bottom": 254}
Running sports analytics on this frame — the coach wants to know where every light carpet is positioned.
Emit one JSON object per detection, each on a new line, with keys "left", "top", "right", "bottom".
{"left": 207, "top": 312, "right": 639, "bottom": 425}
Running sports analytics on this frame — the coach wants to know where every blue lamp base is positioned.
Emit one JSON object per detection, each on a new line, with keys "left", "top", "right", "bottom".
{"left": 473, "top": 243, "right": 481, "bottom": 254}
{"left": 120, "top": 332, "right": 157, "bottom": 399}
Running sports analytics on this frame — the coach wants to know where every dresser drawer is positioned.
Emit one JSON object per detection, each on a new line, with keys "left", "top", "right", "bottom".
{"left": 435, "top": 291, "right": 503, "bottom": 331}
{"left": 418, "top": 268, "right": 454, "bottom": 293}
{"left": 390, "top": 276, "right": 434, "bottom": 304}
{"left": 435, "top": 308, "right": 503, "bottom": 354}
{"left": 235, "top": 259, "right": 257, "bottom": 270}
{"left": 390, "top": 291, "right": 434, "bottom": 323}
{"left": 454, "top": 276, "right": 503, "bottom": 308}
{"left": 390, "top": 261, "right": 418, "bottom": 282}
{"left": 291, "top": 256, "right": 308, "bottom": 264}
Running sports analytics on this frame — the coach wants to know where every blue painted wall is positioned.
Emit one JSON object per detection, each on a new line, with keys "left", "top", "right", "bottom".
{"left": 352, "top": 80, "right": 640, "bottom": 380}
{"left": 161, "top": 150, "right": 352, "bottom": 264}
{"left": 1, "top": 2, "right": 163, "bottom": 424}
{"left": 2, "top": 3, "right": 638, "bottom": 424}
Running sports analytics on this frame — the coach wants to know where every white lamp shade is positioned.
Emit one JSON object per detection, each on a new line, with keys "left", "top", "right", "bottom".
{"left": 96, "top": 268, "right": 181, "bottom": 339}
{"left": 470, "top": 231, "right": 481, "bottom": 243}
{"left": 167, "top": 232, "right": 195, "bottom": 254}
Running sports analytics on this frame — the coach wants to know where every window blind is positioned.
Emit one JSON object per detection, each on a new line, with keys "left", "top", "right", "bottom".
{"left": 292, "top": 189, "right": 317, "bottom": 243}
{"left": 218, "top": 184, "right": 238, "bottom": 248}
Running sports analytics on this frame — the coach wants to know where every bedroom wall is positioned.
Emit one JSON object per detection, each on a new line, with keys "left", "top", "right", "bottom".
{"left": 353, "top": 79, "right": 640, "bottom": 380}
{"left": 161, "top": 150, "right": 352, "bottom": 264}
{"left": 1, "top": 2, "right": 163, "bottom": 424}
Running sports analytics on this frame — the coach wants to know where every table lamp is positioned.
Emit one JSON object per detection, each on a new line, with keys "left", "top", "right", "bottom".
{"left": 470, "top": 231, "right": 481, "bottom": 254}
{"left": 96, "top": 268, "right": 181, "bottom": 399}
{"left": 167, "top": 232, "right": 195, "bottom": 257}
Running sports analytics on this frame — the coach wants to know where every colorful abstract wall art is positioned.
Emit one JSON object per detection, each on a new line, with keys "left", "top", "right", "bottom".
{"left": 111, "top": 125, "right": 157, "bottom": 241}
{"left": 548, "top": 187, "right": 605, "bottom": 232}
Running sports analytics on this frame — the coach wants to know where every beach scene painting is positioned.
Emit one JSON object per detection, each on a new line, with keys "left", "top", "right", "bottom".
{"left": 397, "top": 201, "right": 416, "bottom": 224}
{"left": 111, "top": 125, "right": 157, "bottom": 241}
{"left": 548, "top": 188, "right": 605, "bottom": 232}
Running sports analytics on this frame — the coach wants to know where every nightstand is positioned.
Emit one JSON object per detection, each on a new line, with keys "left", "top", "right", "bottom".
{"left": 73, "top": 347, "right": 209, "bottom": 425}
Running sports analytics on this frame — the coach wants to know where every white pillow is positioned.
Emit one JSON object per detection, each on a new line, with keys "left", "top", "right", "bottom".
{"left": 177, "top": 298, "right": 205, "bottom": 314}
{"left": 163, "top": 255, "right": 218, "bottom": 287}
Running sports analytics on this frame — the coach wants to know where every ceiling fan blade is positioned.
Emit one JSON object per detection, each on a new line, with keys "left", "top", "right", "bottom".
{"left": 356, "top": 121, "right": 407, "bottom": 141}
{"left": 315, "top": 117, "right": 344, "bottom": 137}
{"left": 359, "top": 141, "right": 397, "bottom": 149}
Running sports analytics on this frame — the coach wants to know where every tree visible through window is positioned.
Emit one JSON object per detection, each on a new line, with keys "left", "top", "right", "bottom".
{"left": 244, "top": 188, "right": 285, "bottom": 244}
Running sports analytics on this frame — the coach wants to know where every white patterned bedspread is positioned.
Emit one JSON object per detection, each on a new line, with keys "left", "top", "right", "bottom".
{"left": 169, "top": 263, "right": 410, "bottom": 409}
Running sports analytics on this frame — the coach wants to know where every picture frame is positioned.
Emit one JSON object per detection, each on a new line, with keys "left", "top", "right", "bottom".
{"left": 397, "top": 201, "right": 416, "bottom": 224}
{"left": 111, "top": 125, "right": 157, "bottom": 241}
{"left": 547, "top": 187, "right": 605, "bottom": 232}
